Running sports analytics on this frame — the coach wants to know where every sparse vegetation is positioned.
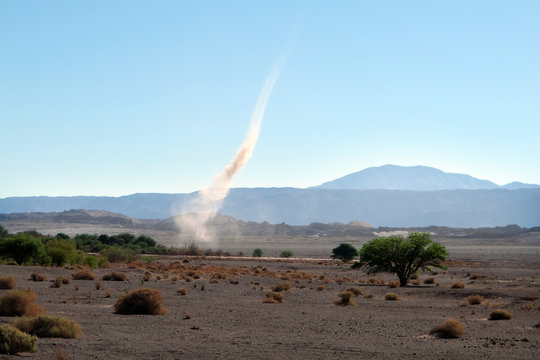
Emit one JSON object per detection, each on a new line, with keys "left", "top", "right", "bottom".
{"left": 177, "top": 287, "right": 187, "bottom": 295}
{"left": 114, "top": 288, "right": 167, "bottom": 315}
{"left": 30, "top": 273, "right": 47, "bottom": 281}
{"left": 468, "top": 295, "right": 484, "bottom": 305}
{"left": 280, "top": 250, "right": 293, "bottom": 258}
{"left": 429, "top": 318, "right": 466, "bottom": 338}
{"left": 384, "top": 292, "right": 400, "bottom": 301}
{"left": 71, "top": 270, "right": 95, "bottom": 280}
{"left": 333, "top": 291, "right": 356, "bottom": 306}
{"left": 423, "top": 277, "right": 435, "bottom": 284}
{"left": 346, "top": 287, "right": 363, "bottom": 296}
{"left": 252, "top": 248, "right": 263, "bottom": 257}
{"left": 0, "top": 276, "right": 16, "bottom": 289}
{"left": 451, "top": 282, "right": 465, "bottom": 289}
{"left": 355, "top": 233, "right": 447, "bottom": 286}
{"left": 102, "top": 271, "right": 128, "bottom": 281}
{"left": 10, "top": 315, "right": 82, "bottom": 338}
{"left": 388, "top": 281, "right": 400, "bottom": 288}
{"left": 489, "top": 309, "right": 513, "bottom": 320}
{"left": 0, "top": 289, "right": 46, "bottom": 316}
{"left": 263, "top": 291, "right": 283, "bottom": 304}
{"left": 0, "top": 324, "right": 38, "bottom": 354}
{"left": 271, "top": 281, "right": 291, "bottom": 292}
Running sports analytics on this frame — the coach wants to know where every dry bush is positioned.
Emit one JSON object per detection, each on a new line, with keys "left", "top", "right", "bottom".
{"left": 94, "top": 281, "right": 102, "bottom": 290}
{"left": 71, "top": 270, "right": 95, "bottom": 280}
{"left": 384, "top": 292, "right": 400, "bottom": 301}
{"left": 271, "top": 281, "right": 291, "bottom": 293}
{"left": 263, "top": 292, "right": 284, "bottom": 304}
{"left": 10, "top": 315, "right": 82, "bottom": 338}
{"left": 51, "top": 276, "right": 71, "bottom": 288}
{"left": 280, "top": 274, "right": 291, "bottom": 280}
{"left": 410, "top": 273, "right": 419, "bottom": 280}
{"left": 0, "top": 289, "right": 46, "bottom": 316}
{"left": 177, "top": 287, "right": 187, "bottom": 295}
{"left": 317, "top": 285, "right": 325, "bottom": 291}
{"left": 489, "top": 309, "right": 513, "bottom": 320}
{"left": 429, "top": 318, "right": 466, "bottom": 338}
{"left": 335, "top": 276, "right": 353, "bottom": 284}
{"left": 451, "top": 282, "right": 465, "bottom": 289}
{"left": 468, "top": 295, "right": 484, "bottom": 305}
{"left": 388, "top": 281, "right": 400, "bottom": 288}
{"left": 364, "top": 293, "right": 374, "bottom": 299}
{"left": 411, "top": 280, "right": 421, "bottom": 286}
{"left": 114, "top": 288, "right": 167, "bottom": 315}
{"left": 209, "top": 278, "right": 220, "bottom": 284}
{"left": 368, "top": 278, "right": 385, "bottom": 285}
{"left": 30, "top": 273, "right": 46, "bottom": 282}
{"left": 0, "top": 276, "right": 16, "bottom": 289}
{"left": 458, "top": 301, "right": 469, "bottom": 307}
{"left": 469, "top": 273, "right": 483, "bottom": 280}
{"left": 521, "top": 302, "right": 535, "bottom": 311}
{"left": 346, "top": 287, "right": 363, "bottom": 297}
{"left": 0, "top": 324, "right": 38, "bottom": 354}
{"left": 423, "top": 277, "right": 435, "bottom": 285}
{"left": 333, "top": 291, "right": 357, "bottom": 306}
{"left": 523, "top": 294, "right": 538, "bottom": 301}
{"left": 102, "top": 272, "right": 127, "bottom": 281}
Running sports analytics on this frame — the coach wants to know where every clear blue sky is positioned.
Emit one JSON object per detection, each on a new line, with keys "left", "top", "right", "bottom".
{"left": 1, "top": 1, "right": 539, "bottom": 197}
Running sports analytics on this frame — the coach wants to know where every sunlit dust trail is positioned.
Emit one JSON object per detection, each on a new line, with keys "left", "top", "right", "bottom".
{"left": 176, "top": 59, "right": 286, "bottom": 242}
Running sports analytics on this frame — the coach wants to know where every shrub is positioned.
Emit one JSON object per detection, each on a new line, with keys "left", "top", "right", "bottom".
{"left": 102, "top": 272, "right": 127, "bottom": 281}
{"left": 410, "top": 273, "right": 419, "bottom": 280}
{"left": 252, "top": 248, "right": 263, "bottom": 257}
{"left": 357, "top": 233, "right": 447, "bottom": 286}
{"left": 384, "top": 292, "right": 400, "bottom": 301}
{"left": 423, "top": 277, "right": 435, "bottom": 284}
{"left": 71, "top": 270, "right": 95, "bottom": 280}
{"left": 317, "top": 285, "right": 325, "bottom": 291}
{"left": 101, "top": 247, "right": 139, "bottom": 263}
{"left": 0, "top": 276, "right": 16, "bottom": 289}
{"left": 280, "top": 250, "right": 293, "bottom": 258}
{"left": 0, "top": 289, "right": 46, "bottom": 316}
{"left": 468, "top": 295, "right": 484, "bottom": 305}
{"left": 333, "top": 291, "right": 356, "bottom": 306}
{"left": 331, "top": 243, "right": 358, "bottom": 262}
{"left": 271, "top": 281, "right": 291, "bottom": 292}
{"left": 114, "top": 288, "right": 167, "bottom": 315}
{"left": 451, "top": 282, "right": 465, "bottom": 289}
{"left": 30, "top": 273, "right": 47, "bottom": 281}
{"left": 523, "top": 294, "right": 538, "bottom": 301}
{"left": 388, "top": 281, "right": 400, "bottom": 288}
{"left": 10, "top": 316, "right": 82, "bottom": 338}
{"left": 51, "top": 277, "right": 70, "bottom": 288}
{"left": 0, "top": 233, "right": 47, "bottom": 265}
{"left": 177, "top": 287, "right": 187, "bottom": 295}
{"left": 0, "top": 324, "right": 38, "bottom": 354}
{"left": 346, "top": 287, "right": 363, "bottom": 296}
{"left": 263, "top": 292, "right": 283, "bottom": 304}
{"left": 429, "top": 318, "right": 466, "bottom": 338}
{"left": 469, "top": 273, "right": 483, "bottom": 280}
{"left": 368, "top": 278, "right": 385, "bottom": 285}
{"left": 489, "top": 309, "right": 513, "bottom": 320}
{"left": 521, "top": 302, "right": 534, "bottom": 311}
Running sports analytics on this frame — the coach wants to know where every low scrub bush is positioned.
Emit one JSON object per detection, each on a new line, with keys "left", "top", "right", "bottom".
{"left": 30, "top": 273, "right": 46, "bottom": 281}
{"left": 271, "top": 281, "right": 291, "bottom": 293}
{"left": 0, "top": 324, "right": 38, "bottom": 354}
{"left": 0, "top": 276, "right": 16, "bottom": 289}
{"left": 521, "top": 302, "right": 534, "bottom": 311}
{"left": 114, "top": 288, "right": 167, "bottom": 315}
{"left": 469, "top": 273, "right": 484, "bottom": 280}
{"left": 423, "top": 277, "right": 435, "bottom": 285}
{"left": 280, "top": 250, "right": 293, "bottom": 258}
{"left": 177, "top": 287, "right": 187, "bottom": 295}
{"left": 10, "top": 315, "right": 82, "bottom": 338}
{"left": 102, "top": 272, "right": 127, "bottom": 281}
{"left": 489, "top": 309, "right": 513, "bottom": 320}
{"left": 51, "top": 277, "right": 70, "bottom": 288}
{"left": 388, "top": 281, "right": 400, "bottom": 288}
{"left": 384, "top": 292, "right": 400, "bottom": 301}
{"left": 429, "top": 318, "right": 466, "bottom": 338}
{"left": 0, "top": 289, "right": 46, "bottom": 316}
{"left": 368, "top": 278, "right": 385, "bottom": 285}
{"left": 468, "top": 295, "right": 484, "bottom": 305}
{"left": 263, "top": 292, "right": 283, "bottom": 304}
{"left": 317, "top": 285, "right": 325, "bottom": 291}
{"left": 346, "top": 287, "right": 363, "bottom": 297}
{"left": 333, "top": 291, "right": 356, "bottom": 306}
{"left": 451, "top": 282, "right": 465, "bottom": 289}
{"left": 409, "top": 273, "right": 419, "bottom": 280}
{"left": 71, "top": 270, "right": 95, "bottom": 280}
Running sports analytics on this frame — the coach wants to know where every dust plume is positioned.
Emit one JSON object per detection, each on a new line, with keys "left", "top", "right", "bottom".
{"left": 175, "top": 59, "right": 285, "bottom": 242}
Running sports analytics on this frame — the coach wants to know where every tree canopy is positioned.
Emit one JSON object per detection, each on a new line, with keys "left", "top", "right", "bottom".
{"left": 356, "top": 232, "right": 447, "bottom": 286}
{"left": 331, "top": 243, "right": 358, "bottom": 262}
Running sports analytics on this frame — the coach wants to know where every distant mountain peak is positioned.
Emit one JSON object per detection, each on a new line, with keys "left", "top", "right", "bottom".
{"left": 316, "top": 164, "right": 501, "bottom": 191}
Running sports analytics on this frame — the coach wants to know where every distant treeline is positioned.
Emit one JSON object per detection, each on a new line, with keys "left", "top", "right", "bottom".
{"left": 0, "top": 225, "right": 231, "bottom": 267}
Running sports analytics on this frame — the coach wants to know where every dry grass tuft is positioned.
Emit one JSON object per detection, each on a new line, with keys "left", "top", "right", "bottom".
{"left": 317, "top": 285, "right": 325, "bottom": 291}
{"left": 10, "top": 315, "right": 82, "bottom": 338}
{"left": 410, "top": 273, "right": 419, "bottom": 280}
{"left": 114, "top": 288, "right": 167, "bottom": 315}
{"left": 489, "top": 309, "right": 513, "bottom": 320}
{"left": 346, "top": 287, "right": 363, "bottom": 297}
{"left": 451, "top": 282, "right": 465, "bottom": 289}
{"left": 469, "top": 273, "right": 484, "bottom": 280}
{"left": 521, "top": 302, "right": 534, "bottom": 311}
{"left": 384, "top": 292, "right": 400, "bottom": 301}
{"left": 429, "top": 318, "right": 466, "bottom": 338}
{"left": 388, "top": 281, "right": 400, "bottom": 288}
{"left": 71, "top": 270, "right": 95, "bottom": 280}
{"left": 523, "top": 294, "right": 538, "bottom": 301}
{"left": 30, "top": 273, "right": 46, "bottom": 281}
{"left": 368, "top": 278, "right": 385, "bottom": 285}
{"left": 411, "top": 280, "right": 420, "bottom": 286}
{"left": 333, "top": 291, "right": 357, "bottom": 306}
{"left": 177, "top": 287, "right": 187, "bottom": 295}
{"left": 0, "top": 324, "right": 38, "bottom": 354}
{"left": 0, "top": 289, "right": 46, "bottom": 317}
{"left": 263, "top": 292, "right": 284, "bottom": 304}
{"left": 468, "top": 295, "right": 484, "bottom": 305}
{"left": 271, "top": 281, "right": 291, "bottom": 293}
{"left": 0, "top": 276, "right": 16, "bottom": 289}
{"left": 363, "top": 293, "right": 374, "bottom": 299}
{"left": 423, "top": 277, "right": 435, "bottom": 284}
{"left": 51, "top": 276, "right": 71, "bottom": 288}
{"left": 102, "top": 272, "right": 128, "bottom": 281}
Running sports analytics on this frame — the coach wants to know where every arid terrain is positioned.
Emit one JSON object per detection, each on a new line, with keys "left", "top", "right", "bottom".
{"left": 1, "top": 247, "right": 539, "bottom": 359}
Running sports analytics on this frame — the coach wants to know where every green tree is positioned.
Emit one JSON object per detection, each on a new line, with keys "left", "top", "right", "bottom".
{"left": 280, "top": 250, "right": 293, "bottom": 258}
{"left": 331, "top": 243, "right": 358, "bottom": 262}
{"left": 0, "top": 233, "right": 47, "bottom": 265}
{"left": 252, "top": 248, "right": 263, "bottom": 257}
{"left": 356, "top": 232, "right": 447, "bottom": 286}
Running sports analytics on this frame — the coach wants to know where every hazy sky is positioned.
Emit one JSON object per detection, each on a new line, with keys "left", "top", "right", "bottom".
{"left": 1, "top": 1, "right": 539, "bottom": 197}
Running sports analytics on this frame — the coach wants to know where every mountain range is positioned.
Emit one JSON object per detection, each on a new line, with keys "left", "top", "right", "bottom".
{"left": 1, "top": 165, "right": 539, "bottom": 227}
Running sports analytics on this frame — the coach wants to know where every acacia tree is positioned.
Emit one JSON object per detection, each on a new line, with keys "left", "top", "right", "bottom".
{"left": 356, "top": 232, "right": 447, "bottom": 286}
{"left": 331, "top": 243, "right": 358, "bottom": 262}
